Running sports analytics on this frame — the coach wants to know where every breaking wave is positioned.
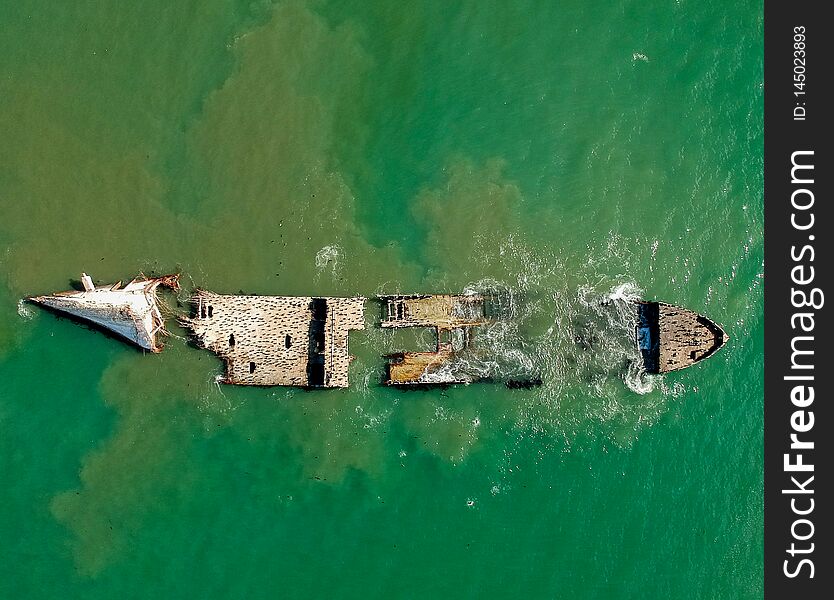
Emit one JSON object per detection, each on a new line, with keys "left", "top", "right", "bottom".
{"left": 418, "top": 278, "right": 654, "bottom": 396}
{"left": 17, "top": 299, "right": 35, "bottom": 321}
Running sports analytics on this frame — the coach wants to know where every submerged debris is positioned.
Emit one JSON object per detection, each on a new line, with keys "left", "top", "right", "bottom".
{"left": 181, "top": 291, "right": 365, "bottom": 387}
{"left": 28, "top": 272, "right": 179, "bottom": 352}
{"left": 636, "top": 301, "right": 728, "bottom": 373}
{"left": 505, "top": 378, "right": 543, "bottom": 389}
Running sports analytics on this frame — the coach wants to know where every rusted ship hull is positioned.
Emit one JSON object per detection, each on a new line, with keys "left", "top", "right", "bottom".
{"left": 636, "top": 301, "right": 728, "bottom": 374}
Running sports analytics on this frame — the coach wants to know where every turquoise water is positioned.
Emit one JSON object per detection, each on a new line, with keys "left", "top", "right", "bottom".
{"left": 0, "top": 1, "right": 763, "bottom": 598}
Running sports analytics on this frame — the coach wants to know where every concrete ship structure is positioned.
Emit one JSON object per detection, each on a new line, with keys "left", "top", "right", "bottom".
{"left": 636, "top": 301, "right": 728, "bottom": 374}
{"left": 27, "top": 272, "right": 730, "bottom": 387}
{"left": 181, "top": 291, "right": 365, "bottom": 387}
{"left": 380, "top": 294, "right": 490, "bottom": 385}
{"left": 28, "top": 272, "right": 179, "bottom": 352}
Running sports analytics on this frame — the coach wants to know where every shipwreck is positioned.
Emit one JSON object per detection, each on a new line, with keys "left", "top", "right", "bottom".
{"left": 380, "top": 294, "right": 491, "bottom": 385}
{"left": 26, "top": 271, "right": 731, "bottom": 387}
{"left": 28, "top": 272, "right": 179, "bottom": 352}
{"left": 181, "top": 291, "right": 365, "bottom": 388}
{"left": 635, "top": 301, "right": 728, "bottom": 374}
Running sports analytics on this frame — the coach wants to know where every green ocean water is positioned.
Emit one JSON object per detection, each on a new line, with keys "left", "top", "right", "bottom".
{"left": 0, "top": 1, "right": 763, "bottom": 598}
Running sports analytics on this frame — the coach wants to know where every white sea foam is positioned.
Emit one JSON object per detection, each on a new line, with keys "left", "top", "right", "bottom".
{"left": 17, "top": 299, "right": 35, "bottom": 321}
{"left": 354, "top": 404, "right": 390, "bottom": 429}
{"left": 376, "top": 231, "right": 682, "bottom": 448}
{"left": 607, "top": 281, "right": 642, "bottom": 303}
{"left": 314, "top": 244, "right": 342, "bottom": 278}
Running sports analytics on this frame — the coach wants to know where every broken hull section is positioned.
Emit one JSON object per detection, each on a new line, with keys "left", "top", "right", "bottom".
{"left": 180, "top": 291, "right": 365, "bottom": 388}
{"left": 29, "top": 273, "right": 179, "bottom": 352}
{"left": 381, "top": 294, "right": 492, "bottom": 386}
{"left": 386, "top": 346, "right": 479, "bottom": 386}
{"left": 636, "top": 301, "right": 727, "bottom": 374}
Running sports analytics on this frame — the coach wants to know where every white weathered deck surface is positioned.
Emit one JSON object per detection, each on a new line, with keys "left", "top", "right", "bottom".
{"left": 182, "top": 292, "right": 365, "bottom": 387}
{"left": 29, "top": 273, "right": 178, "bottom": 352}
